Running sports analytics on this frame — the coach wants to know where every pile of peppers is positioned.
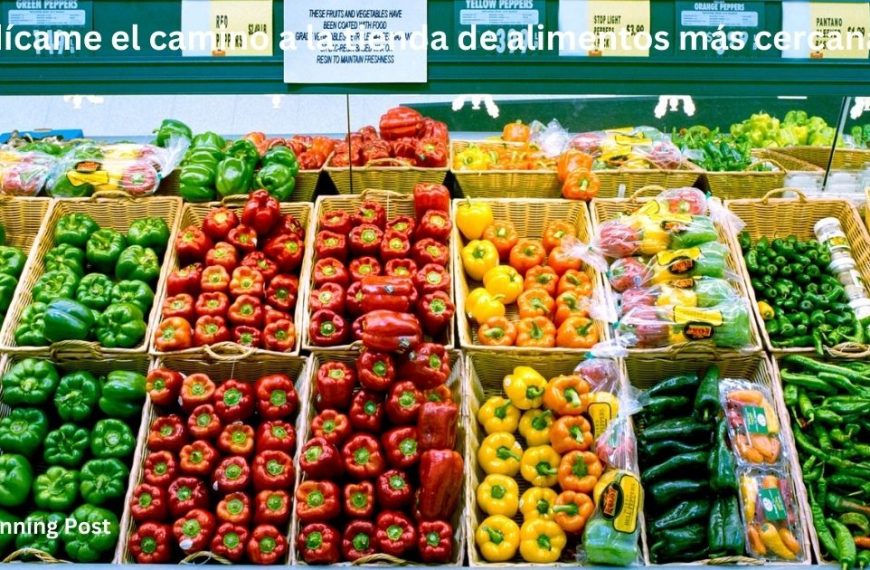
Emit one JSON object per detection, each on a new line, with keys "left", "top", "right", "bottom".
{"left": 0, "top": 357, "right": 146, "bottom": 561}
{"left": 0, "top": 220, "right": 27, "bottom": 326}
{"left": 127, "top": 367, "right": 301, "bottom": 564}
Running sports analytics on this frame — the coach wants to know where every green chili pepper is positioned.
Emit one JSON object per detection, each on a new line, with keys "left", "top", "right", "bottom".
{"left": 828, "top": 517, "right": 856, "bottom": 570}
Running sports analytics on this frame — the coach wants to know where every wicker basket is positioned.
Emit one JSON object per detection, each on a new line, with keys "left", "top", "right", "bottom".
{"left": 590, "top": 186, "right": 764, "bottom": 358}
{"left": 0, "top": 352, "right": 150, "bottom": 564}
{"left": 325, "top": 156, "right": 448, "bottom": 196}
{"left": 0, "top": 196, "right": 51, "bottom": 327}
{"left": 596, "top": 161, "right": 704, "bottom": 199}
{"left": 624, "top": 352, "right": 812, "bottom": 565}
{"left": 292, "top": 349, "right": 466, "bottom": 565}
{"left": 775, "top": 145, "right": 870, "bottom": 171}
{"left": 452, "top": 198, "right": 609, "bottom": 354}
{"left": 725, "top": 188, "right": 870, "bottom": 357}
{"left": 451, "top": 140, "right": 561, "bottom": 199}
{"left": 118, "top": 353, "right": 311, "bottom": 565}
{"left": 149, "top": 197, "right": 313, "bottom": 359}
{"left": 159, "top": 167, "right": 322, "bottom": 203}
{"left": 302, "top": 189, "right": 456, "bottom": 351}
{"left": 0, "top": 194, "right": 183, "bottom": 358}
{"left": 703, "top": 150, "right": 822, "bottom": 200}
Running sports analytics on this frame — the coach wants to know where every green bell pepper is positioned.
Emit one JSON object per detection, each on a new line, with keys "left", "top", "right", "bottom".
{"left": 51, "top": 173, "right": 94, "bottom": 198}
{"left": 127, "top": 217, "right": 170, "bottom": 253}
{"left": 709, "top": 418, "right": 738, "bottom": 492}
{"left": 98, "top": 369, "right": 146, "bottom": 419}
{"left": 61, "top": 504, "right": 119, "bottom": 562}
{"left": 0, "top": 222, "right": 5, "bottom": 246}
{"left": 0, "top": 407, "right": 48, "bottom": 456}
{"left": 79, "top": 458, "right": 129, "bottom": 506}
{"left": 44, "top": 298, "right": 95, "bottom": 343}
{"left": 215, "top": 156, "right": 253, "bottom": 198}
{"left": 256, "top": 161, "right": 297, "bottom": 201}
{"left": 75, "top": 273, "right": 113, "bottom": 311}
{"left": 178, "top": 162, "right": 217, "bottom": 202}
{"left": 0, "top": 246, "right": 26, "bottom": 278}
{"left": 45, "top": 243, "right": 86, "bottom": 277}
{"left": 154, "top": 118, "right": 192, "bottom": 148}
{"left": 15, "top": 511, "right": 63, "bottom": 556}
{"left": 54, "top": 371, "right": 101, "bottom": 422}
{"left": 110, "top": 280, "right": 154, "bottom": 313}
{"left": 191, "top": 131, "right": 226, "bottom": 152}
{"left": 54, "top": 213, "right": 99, "bottom": 248}
{"left": 227, "top": 138, "right": 261, "bottom": 168}
{"left": 0, "top": 273, "right": 18, "bottom": 313}
{"left": 0, "top": 508, "right": 21, "bottom": 555}
{"left": 95, "top": 303, "right": 146, "bottom": 349}
{"left": 115, "top": 245, "right": 161, "bottom": 284}
{"left": 90, "top": 418, "right": 135, "bottom": 459}
{"left": 33, "top": 466, "right": 79, "bottom": 511}
{"left": 184, "top": 147, "right": 224, "bottom": 167}
{"left": 85, "top": 228, "right": 127, "bottom": 274}
{"left": 0, "top": 454, "right": 33, "bottom": 507}
{"left": 14, "top": 302, "right": 48, "bottom": 346}
{"left": 1, "top": 358, "right": 59, "bottom": 405}
{"left": 43, "top": 424, "right": 90, "bottom": 468}
{"left": 33, "top": 269, "right": 80, "bottom": 304}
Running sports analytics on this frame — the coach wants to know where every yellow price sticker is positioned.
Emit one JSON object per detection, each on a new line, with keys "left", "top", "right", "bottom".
{"left": 586, "top": 0, "right": 650, "bottom": 56}
{"left": 209, "top": 0, "right": 273, "bottom": 56}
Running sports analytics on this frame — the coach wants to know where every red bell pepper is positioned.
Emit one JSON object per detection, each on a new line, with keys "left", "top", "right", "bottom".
{"left": 348, "top": 224, "right": 383, "bottom": 257}
{"left": 342, "top": 520, "right": 376, "bottom": 561}
{"left": 309, "top": 310, "right": 347, "bottom": 347}
{"left": 214, "top": 379, "right": 255, "bottom": 422}
{"left": 179, "top": 440, "right": 219, "bottom": 477}
{"left": 418, "top": 400, "right": 459, "bottom": 450}
{"left": 143, "top": 450, "right": 177, "bottom": 488}
{"left": 187, "top": 404, "right": 222, "bottom": 440}
{"left": 229, "top": 266, "right": 265, "bottom": 297}
{"left": 227, "top": 224, "right": 258, "bottom": 253}
{"left": 213, "top": 456, "right": 251, "bottom": 493}
{"left": 167, "top": 263, "right": 203, "bottom": 297}
{"left": 320, "top": 210, "right": 352, "bottom": 235}
{"left": 385, "top": 380, "right": 423, "bottom": 425}
{"left": 297, "top": 480, "right": 341, "bottom": 523}
{"left": 412, "top": 238, "right": 449, "bottom": 267}
{"left": 247, "top": 524, "right": 288, "bottom": 565}
{"left": 172, "top": 508, "right": 216, "bottom": 554}
{"left": 315, "top": 230, "right": 347, "bottom": 262}
{"left": 375, "top": 511, "right": 417, "bottom": 557}
{"left": 415, "top": 138, "right": 449, "bottom": 168}
{"left": 387, "top": 215, "right": 416, "bottom": 238}
{"left": 311, "top": 410, "right": 352, "bottom": 446}
{"left": 254, "top": 373, "right": 298, "bottom": 419}
{"left": 312, "top": 258, "right": 349, "bottom": 288}
{"left": 379, "top": 106, "right": 424, "bottom": 140}
{"left": 345, "top": 282, "right": 363, "bottom": 316}
{"left": 242, "top": 189, "right": 281, "bottom": 236}
{"left": 205, "top": 242, "right": 239, "bottom": 271}
{"left": 400, "top": 343, "right": 450, "bottom": 389}
{"left": 309, "top": 282, "right": 345, "bottom": 314}
{"left": 359, "top": 310, "right": 422, "bottom": 354}
{"left": 349, "top": 256, "right": 382, "bottom": 282}
{"left": 315, "top": 362, "right": 355, "bottom": 411}
{"left": 256, "top": 420, "right": 296, "bottom": 454}
{"left": 176, "top": 225, "right": 213, "bottom": 263}
{"left": 414, "top": 183, "right": 451, "bottom": 219}
{"left": 148, "top": 415, "right": 186, "bottom": 452}
{"left": 218, "top": 422, "right": 256, "bottom": 456}
{"left": 357, "top": 350, "right": 395, "bottom": 392}
{"left": 162, "top": 293, "right": 195, "bottom": 321}
{"left": 298, "top": 432, "right": 342, "bottom": 480}
{"left": 201, "top": 265, "right": 230, "bottom": 293}
{"left": 266, "top": 274, "right": 298, "bottom": 312}
{"left": 349, "top": 390, "right": 384, "bottom": 433}
{"left": 342, "top": 433, "right": 386, "bottom": 480}
{"left": 414, "top": 264, "right": 450, "bottom": 295}
{"left": 271, "top": 212, "right": 306, "bottom": 240}
{"left": 131, "top": 483, "right": 168, "bottom": 522}
{"left": 154, "top": 317, "right": 194, "bottom": 352}
{"left": 146, "top": 368, "right": 183, "bottom": 407}
{"left": 252, "top": 450, "right": 294, "bottom": 491}
{"left": 298, "top": 523, "right": 339, "bottom": 565}
{"left": 377, "top": 469, "right": 414, "bottom": 510}
{"left": 181, "top": 373, "right": 216, "bottom": 412}
{"left": 254, "top": 490, "right": 291, "bottom": 526}
{"left": 263, "top": 305, "right": 286, "bottom": 325}
{"left": 211, "top": 522, "right": 249, "bottom": 563}
{"left": 241, "top": 251, "right": 278, "bottom": 283}
{"left": 263, "top": 319, "right": 296, "bottom": 352}
{"left": 422, "top": 119, "right": 449, "bottom": 143}
{"left": 382, "top": 426, "right": 421, "bottom": 469}
{"left": 228, "top": 295, "right": 264, "bottom": 328}
{"left": 203, "top": 207, "right": 239, "bottom": 241}
{"left": 129, "top": 522, "right": 173, "bottom": 563}
{"left": 195, "top": 291, "right": 230, "bottom": 317}
{"left": 380, "top": 230, "right": 411, "bottom": 262}
{"left": 385, "top": 258, "right": 418, "bottom": 279}
{"left": 415, "top": 210, "right": 452, "bottom": 243}
{"left": 194, "top": 315, "right": 231, "bottom": 346}
{"left": 343, "top": 481, "right": 375, "bottom": 520}
{"left": 360, "top": 276, "right": 416, "bottom": 313}
{"left": 167, "top": 476, "right": 209, "bottom": 518}
{"left": 418, "top": 521, "right": 453, "bottom": 563}
{"left": 424, "top": 384, "right": 454, "bottom": 404}
{"left": 417, "top": 449, "right": 463, "bottom": 521}
{"left": 233, "top": 326, "right": 262, "bottom": 348}
{"left": 418, "top": 291, "right": 455, "bottom": 337}
{"left": 217, "top": 492, "right": 251, "bottom": 526}
{"left": 353, "top": 200, "right": 387, "bottom": 228}
{"left": 263, "top": 234, "right": 304, "bottom": 273}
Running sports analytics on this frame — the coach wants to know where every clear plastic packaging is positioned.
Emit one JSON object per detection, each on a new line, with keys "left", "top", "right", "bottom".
{"left": 619, "top": 277, "right": 742, "bottom": 316}
{"left": 719, "top": 379, "right": 783, "bottom": 467}
{"left": 0, "top": 150, "right": 57, "bottom": 196}
{"left": 737, "top": 468, "right": 806, "bottom": 561}
{"left": 607, "top": 242, "right": 730, "bottom": 293}
{"left": 616, "top": 299, "right": 752, "bottom": 349}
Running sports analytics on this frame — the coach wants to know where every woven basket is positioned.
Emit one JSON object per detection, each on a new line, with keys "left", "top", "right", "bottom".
{"left": 325, "top": 155, "right": 448, "bottom": 195}
{"left": 703, "top": 150, "right": 822, "bottom": 200}
{"left": 590, "top": 186, "right": 764, "bottom": 358}
{"left": 302, "top": 189, "right": 456, "bottom": 351}
{"left": 159, "top": 167, "right": 322, "bottom": 203}
{"left": 775, "top": 145, "right": 870, "bottom": 171}
{"left": 451, "top": 140, "right": 561, "bottom": 199}
{"left": 0, "top": 352, "right": 151, "bottom": 564}
{"left": 0, "top": 196, "right": 51, "bottom": 328}
{"left": 0, "top": 194, "right": 183, "bottom": 358}
{"left": 725, "top": 188, "right": 870, "bottom": 357}
{"left": 596, "top": 161, "right": 704, "bottom": 199}
{"left": 292, "top": 349, "right": 466, "bottom": 566}
{"left": 149, "top": 197, "right": 313, "bottom": 359}
{"left": 118, "top": 353, "right": 311, "bottom": 565}
{"left": 831, "top": 148, "right": 870, "bottom": 171}
{"left": 452, "top": 198, "right": 609, "bottom": 354}
{"left": 625, "top": 352, "right": 812, "bottom": 566}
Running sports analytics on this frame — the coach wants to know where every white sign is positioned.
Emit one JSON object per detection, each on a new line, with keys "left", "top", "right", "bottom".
{"left": 283, "top": 0, "right": 427, "bottom": 84}
{"left": 180, "top": 0, "right": 273, "bottom": 57}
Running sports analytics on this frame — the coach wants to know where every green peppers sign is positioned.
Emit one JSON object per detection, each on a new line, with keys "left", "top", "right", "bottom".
{"left": 1, "top": 0, "right": 92, "bottom": 55}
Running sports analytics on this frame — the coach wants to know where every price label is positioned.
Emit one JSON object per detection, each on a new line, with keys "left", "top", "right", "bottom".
{"left": 782, "top": 1, "right": 870, "bottom": 60}
{"left": 759, "top": 487, "right": 788, "bottom": 522}
{"left": 454, "top": 0, "right": 546, "bottom": 56}
{"left": 743, "top": 405, "right": 769, "bottom": 435}
{"left": 559, "top": 0, "right": 651, "bottom": 57}
{"left": 181, "top": 0, "right": 273, "bottom": 57}
{"left": 675, "top": 1, "right": 766, "bottom": 59}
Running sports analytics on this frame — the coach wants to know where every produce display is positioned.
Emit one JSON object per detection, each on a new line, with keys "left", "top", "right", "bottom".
{"left": 730, "top": 111, "right": 836, "bottom": 149}
{"left": 295, "top": 353, "right": 463, "bottom": 563}
{"left": 13, "top": 212, "right": 170, "bottom": 349}
{"left": 125, "top": 365, "right": 301, "bottom": 564}
{"left": 0, "top": 357, "right": 146, "bottom": 561}
{"left": 0, "top": 149, "right": 58, "bottom": 196}
{"left": 154, "top": 191, "right": 305, "bottom": 353}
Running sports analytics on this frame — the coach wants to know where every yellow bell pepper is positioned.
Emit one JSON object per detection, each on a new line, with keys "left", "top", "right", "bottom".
{"left": 520, "top": 445, "right": 561, "bottom": 487}
{"left": 462, "top": 240, "right": 499, "bottom": 281}
{"left": 456, "top": 199, "right": 494, "bottom": 240}
{"left": 503, "top": 366, "right": 547, "bottom": 410}
{"left": 518, "top": 409, "right": 553, "bottom": 446}
{"left": 465, "top": 287, "right": 506, "bottom": 325}
{"left": 475, "top": 515, "right": 520, "bottom": 562}
{"left": 476, "top": 474, "right": 520, "bottom": 517}
{"left": 757, "top": 301, "right": 775, "bottom": 321}
{"left": 519, "top": 519, "right": 567, "bottom": 563}
{"left": 478, "top": 432, "right": 523, "bottom": 476}
{"left": 519, "top": 487, "right": 558, "bottom": 520}
{"left": 483, "top": 265, "right": 523, "bottom": 304}
{"left": 478, "top": 396, "right": 520, "bottom": 434}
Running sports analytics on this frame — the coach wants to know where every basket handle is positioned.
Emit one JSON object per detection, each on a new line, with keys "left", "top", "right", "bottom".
{"left": 760, "top": 188, "right": 807, "bottom": 204}
{"left": 220, "top": 194, "right": 251, "bottom": 207}
{"left": 352, "top": 553, "right": 408, "bottom": 565}
{"left": 2, "top": 548, "right": 66, "bottom": 564}
{"left": 180, "top": 551, "right": 232, "bottom": 565}
{"left": 671, "top": 342, "right": 721, "bottom": 360}
{"left": 365, "top": 157, "right": 413, "bottom": 168}
{"left": 628, "top": 185, "right": 667, "bottom": 201}
{"left": 705, "top": 554, "right": 764, "bottom": 566}
{"left": 203, "top": 342, "right": 257, "bottom": 361}
{"left": 49, "top": 340, "right": 102, "bottom": 361}
{"left": 358, "top": 188, "right": 409, "bottom": 201}
{"left": 91, "top": 190, "right": 135, "bottom": 200}
{"left": 827, "top": 341, "right": 870, "bottom": 359}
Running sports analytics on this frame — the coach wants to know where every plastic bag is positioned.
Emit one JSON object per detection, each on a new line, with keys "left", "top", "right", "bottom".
{"left": 616, "top": 299, "right": 752, "bottom": 349}
{"left": 619, "top": 277, "right": 742, "bottom": 316}
{"left": 0, "top": 150, "right": 57, "bottom": 196}
{"left": 719, "top": 380, "right": 783, "bottom": 467}
{"left": 529, "top": 119, "right": 571, "bottom": 158}
{"left": 574, "top": 357, "right": 623, "bottom": 439}
{"left": 737, "top": 469, "right": 806, "bottom": 561}
{"left": 607, "top": 242, "right": 729, "bottom": 293}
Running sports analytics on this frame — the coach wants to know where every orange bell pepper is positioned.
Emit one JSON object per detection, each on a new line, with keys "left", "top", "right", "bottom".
{"left": 478, "top": 317, "right": 518, "bottom": 347}
{"left": 554, "top": 291, "right": 590, "bottom": 326}
{"left": 524, "top": 266, "right": 558, "bottom": 296}
{"left": 557, "top": 150, "right": 594, "bottom": 182}
{"left": 557, "top": 451, "right": 603, "bottom": 494}
{"left": 556, "top": 316, "right": 598, "bottom": 349}
{"left": 542, "top": 221, "right": 576, "bottom": 253}
{"left": 483, "top": 221, "right": 520, "bottom": 262}
{"left": 550, "top": 416, "right": 593, "bottom": 454}
{"left": 515, "top": 317, "right": 556, "bottom": 348}
{"left": 557, "top": 270, "right": 593, "bottom": 297}
{"left": 547, "top": 246, "right": 582, "bottom": 276}
{"left": 561, "top": 169, "right": 600, "bottom": 201}
{"left": 543, "top": 375, "right": 590, "bottom": 416}
{"left": 553, "top": 491, "right": 595, "bottom": 534}
{"left": 502, "top": 121, "right": 530, "bottom": 143}
{"left": 517, "top": 289, "right": 555, "bottom": 319}
{"left": 509, "top": 239, "right": 546, "bottom": 275}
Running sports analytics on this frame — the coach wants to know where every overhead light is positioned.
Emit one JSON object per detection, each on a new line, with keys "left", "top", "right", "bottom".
{"left": 62, "top": 95, "right": 105, "bottom": 109}
{"left": 452, "top": 95, "right": 500, "bottom": 119}
{"left": 850, "top": 97, "right": 870, "bottom": 120}
{"left": 654, "top": 96, "right": 695, "bottom": 118}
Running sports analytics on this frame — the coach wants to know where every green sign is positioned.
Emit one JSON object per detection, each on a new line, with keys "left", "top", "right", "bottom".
{"left": 453, "top": 0, "right": 547, "bottom": 56}
{"left": 743, "top": 405, "right": 769, "bottom": 435}
{"left": 675, "top": 1, "right": 767, "bottom": 58}
{"left": 1, "top": 0, "right": 93, "bottom": 56}
{"left": 759, "top": 487, "right": 787, "bottom": 522}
